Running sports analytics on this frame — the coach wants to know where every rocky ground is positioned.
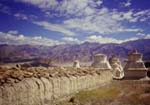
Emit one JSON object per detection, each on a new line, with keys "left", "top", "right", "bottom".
{"left": 0, "top": 65, "right": 103, "bottom": 86}
{"left": 0, "top": 65, "right": 150, "bottom": 105}
{"left": 56, "top": 80, "right": 150, "bottom": 105}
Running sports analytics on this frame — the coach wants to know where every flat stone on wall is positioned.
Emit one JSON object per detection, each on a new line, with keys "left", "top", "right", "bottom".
{"left": 0, "top": 70, "right": 112, "bottom": 105}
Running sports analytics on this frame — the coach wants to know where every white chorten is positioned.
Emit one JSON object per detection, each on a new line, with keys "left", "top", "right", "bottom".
{"left": 124, "top": 49, "right": 147, "bottom": 79}
{"left": 109, "top": 55, "right": 124, "bottom": 79}
{"left": 91, "top": 54, "right": 111, "bottom": 69}
{"left": 73, "top": 60, "right": 80, "bottom": 68}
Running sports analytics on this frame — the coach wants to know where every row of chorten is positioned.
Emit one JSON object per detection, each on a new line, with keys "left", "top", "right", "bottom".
{"left": 73, "top": 49, "right": 148, "bottom": 79}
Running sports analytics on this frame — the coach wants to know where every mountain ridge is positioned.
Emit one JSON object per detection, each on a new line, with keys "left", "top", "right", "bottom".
{"left": 0, "top": 39, "right": 150, "bottom": 63}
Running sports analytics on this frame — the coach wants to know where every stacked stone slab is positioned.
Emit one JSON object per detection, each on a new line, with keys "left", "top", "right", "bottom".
{"left": 0, "top": 70, "right": 112, "bottom": 105}
{"left": 124, "top": 49, "right": 147, "bottom": 79}
{"left": 91, "top": 54, "right": 111, "bottom": 70}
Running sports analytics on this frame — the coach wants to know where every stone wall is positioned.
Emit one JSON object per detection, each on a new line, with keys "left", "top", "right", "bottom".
{"left": 0, "top": 70, "right": 112, "bottom": 105}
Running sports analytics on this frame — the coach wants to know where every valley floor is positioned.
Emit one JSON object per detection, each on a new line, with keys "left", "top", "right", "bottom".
{"left": 56, "top": 80, "right": 150, "bottom": 105}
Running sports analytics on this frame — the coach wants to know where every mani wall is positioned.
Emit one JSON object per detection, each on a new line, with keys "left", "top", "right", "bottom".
{"left": 0, "top": 67, "right": 112, "bottom": 105}
{"left": 0, "top": 50, "right": 149, "bottom": 105}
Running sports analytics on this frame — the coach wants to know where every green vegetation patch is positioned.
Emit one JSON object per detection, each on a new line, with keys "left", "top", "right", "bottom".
{"left": 56, "top": 81, "right": 150, "bottom": 105}
{"left": 75, "top": 85, "right": 120, "bottom": 102}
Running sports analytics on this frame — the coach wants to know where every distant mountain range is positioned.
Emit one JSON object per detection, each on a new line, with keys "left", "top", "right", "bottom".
{"left": 0, "top": 39, "right": 150, "bottom": 63}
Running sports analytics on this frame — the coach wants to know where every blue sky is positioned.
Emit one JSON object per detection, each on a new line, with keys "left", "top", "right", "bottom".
{"left": 0, "top": 0, "right": 150, "bottom": 46}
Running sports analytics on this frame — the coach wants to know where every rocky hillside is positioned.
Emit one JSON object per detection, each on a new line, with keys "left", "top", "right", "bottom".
{"left": 0, "top": 39, "right": 150, "bottom": 63}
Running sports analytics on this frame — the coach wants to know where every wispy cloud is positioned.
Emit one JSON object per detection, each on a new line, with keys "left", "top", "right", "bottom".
{"left": 63, "top": 9, "right": 142, "bottom": 34}
{"left": 14, "top": 13, "right": 28, "bottom": 20}
{"left": 123, "top": 0, "right": 131, "bottom": 7}
{"left": 14, "top": 13, "right": 38, "bottom": 21}
{"left": 7, "top": 30, "right": 18, "bottom": 35}
{"left": 136, "top": 32, "right": 150, "bottom": 39}
{"left": 0, "top": 0, "right": 148, "bottom": 44}
{"left": 85, "top": 35, "right": 139, "bottom": 44}
{"left": 0, "top": 3, "right": 11, "bottom": 15}
{"left": 0, "top": 3, "right": 38, "bottom": 21}
{"left": 61, "top": 37, "right": 81, "bottom": 44}
{"left": 1, "top": 30, "right": 149, "bottom": 46}
{"left": 0, "top": 31, "right": 62, "bottom": 46}
{"left": 33, "top": 21, "right": 75, "bottom": 36}
{"left": 18, "top": 0, "right": 58, "bottom": 10}
{"left": 18, "top": 0, "right": 103, "bottom": 17}
{"left": 17, "top": 0, "right": 150, "bottom": 35}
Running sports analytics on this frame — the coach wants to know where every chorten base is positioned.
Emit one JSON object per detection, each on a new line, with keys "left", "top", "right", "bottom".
{"left": 91, "top": 62, "right": 111, "bottom": 69}
{"left": 124, "top": 68, "right": 147, "bottom": 79}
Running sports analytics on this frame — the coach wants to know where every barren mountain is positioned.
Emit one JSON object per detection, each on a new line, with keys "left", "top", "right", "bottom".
{"left": 0, "top": 39, "right": 150, "bottom": 63}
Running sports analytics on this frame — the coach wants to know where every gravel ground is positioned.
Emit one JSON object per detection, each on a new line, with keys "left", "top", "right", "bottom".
{"left": 56, "top": 80, "right": 150, "bottom": 105}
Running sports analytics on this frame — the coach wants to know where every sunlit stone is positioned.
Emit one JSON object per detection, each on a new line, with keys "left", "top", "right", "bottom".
{"left": 91, "top": 54, "right": 111, "bottom": 70}
{"left": 73, "top": 60, "right": 80, "bottom": 68}
{"left": 109, "top": 55, "right": 124, "bottom": 79}
{"left": 124, "top": 49, "right": 147, "bottom": 79}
